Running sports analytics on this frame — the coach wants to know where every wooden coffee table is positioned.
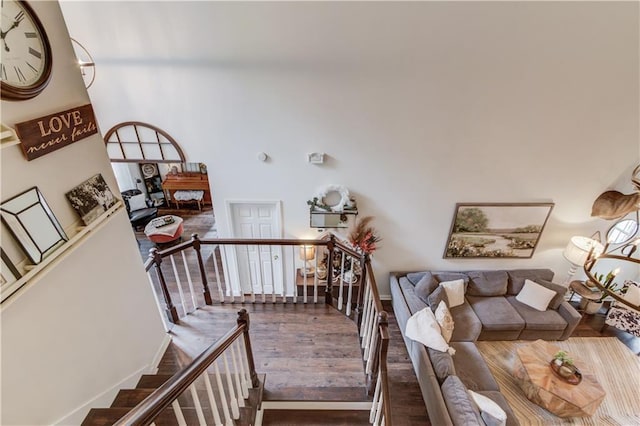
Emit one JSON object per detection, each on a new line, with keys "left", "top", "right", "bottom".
{"left": 512, "top": 339, "right": 605, "bottom": 418}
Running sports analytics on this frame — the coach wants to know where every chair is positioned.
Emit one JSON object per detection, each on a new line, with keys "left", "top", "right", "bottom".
{"left": 122, "top": 189, "right": 158, "bottom": 231}
{"left": 603, "top": 280, "right": 640, "bottom": 339}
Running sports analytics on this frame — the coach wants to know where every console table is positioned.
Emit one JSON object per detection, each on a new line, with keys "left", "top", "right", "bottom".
{"left": 161, "top": 173, "right": 212, "bottom": 209}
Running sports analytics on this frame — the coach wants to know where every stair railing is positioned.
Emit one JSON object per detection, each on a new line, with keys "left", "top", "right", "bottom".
{"left": 114, "top": 309, "right": 259, "bottom": 426}
{"left": 143, "top": 235, "right": 366, "bottom": 325}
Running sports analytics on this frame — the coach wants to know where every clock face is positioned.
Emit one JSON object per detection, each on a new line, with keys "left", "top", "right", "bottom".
{"left": 0, "top": 0, "right": 52, "bottom": 100}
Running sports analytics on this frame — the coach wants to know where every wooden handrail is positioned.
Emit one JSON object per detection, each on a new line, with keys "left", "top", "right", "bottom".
{"left": 114, "top": 309, "right": 256, "bottom": 425}
{"left": 377, "top": 311, "right": 392, "bottom": 426}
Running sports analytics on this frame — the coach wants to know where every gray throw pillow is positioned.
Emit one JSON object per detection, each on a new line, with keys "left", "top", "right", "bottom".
{"left": 535, "top": 279, "right": 567, "bottom": 310}
{"left": 428, "top": 286, "right": 449, "bottom": 312}
{"left": 427, "top": 347, "right": 456, "bottom": 383}
{"left": 415, "top": 273, "right": 438, "bottom": 304}
{"left": 467, "top": 271, "right": 508, "bottom": 297}
{"left": 406, "top": 272, "right": 428, "bottom": 285}
{"left": 441, "top": 376, "right": 484, "bottom": 426}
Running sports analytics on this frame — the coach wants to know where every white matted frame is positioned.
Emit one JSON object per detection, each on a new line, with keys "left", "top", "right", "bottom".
{"left": 1, "top": 187, "right": 68, "bottom": 264}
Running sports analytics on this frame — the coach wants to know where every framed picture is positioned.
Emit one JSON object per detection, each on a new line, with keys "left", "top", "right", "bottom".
{"left": 66, "top": 174, "right": 117, "bottom": 226}
{"left": 1, "top": 187, "right": 68, "bottom": 264}
{"left": 444, "top": 202, "right": 554, "bottom": 258}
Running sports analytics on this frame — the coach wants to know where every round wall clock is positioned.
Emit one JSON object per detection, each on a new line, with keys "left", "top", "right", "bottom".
{"left": 0, "top": 0, "right": 53, "bottom": 101}
{"left": 141, "top": 163, "right": 158, "bottom": 178}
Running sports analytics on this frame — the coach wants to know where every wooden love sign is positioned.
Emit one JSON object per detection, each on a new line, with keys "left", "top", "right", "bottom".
{"left": 15, "top": 104, "right": 98, "bottom": 161}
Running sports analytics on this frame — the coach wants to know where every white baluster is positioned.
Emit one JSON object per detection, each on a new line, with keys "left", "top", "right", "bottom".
{"left": 269, "top": 245, "right": 276, "bottom": 303}
{"left": 189, "top": 382, "right": 207, "bottom": 425}
{"left": 346, "top": 256, "right": 355, "bottom": 316}
{"left": 359, "top": 288, "right": 371, "bottom": 338}
{"left": 338, "top": 251, "right": 345, "bottom": 311}
{"left": 211, "top": 245, "right": 225, "bottom": 303}
{"left": 222, "top": 352, "right": 240, "bottom": 418}
{"left": 236, "top": 339, "right": 251, "bottom": 394}
{"left": 213, "top": 361, "right": 233, "bottom": 426}
{"left": 366, "top": 326, "right": 379, "bottom": 374}
{"left": 291, "top": 246, "right": 297, "bottom": 304}
{"left": 229, "top": 342, "right": 249, "bottom": 407}
{"left": 313, "top": 249, "right": 319, "bottom": 303}
{"left": 181, "top": 251, "right": 197, "bottom": 310}
{"left": 245, "top": 245, "right": 255, "bottom": 303}
{"left": 370, "top": 373, "right": 382, "bottom": 423}
{"left": 256, "top": 244, "right": 266, "bottom": 303}
{"left": 362, "top": 295, "right": 374, "bottom": 352}
{"left": 221, "top": 245, "right": 236, "bottom": 303}
{"left": 170, "top": 254, "right": 188, "bottom": 316}
{"left": 171, "top": 400, "right": 187, "bottom": 426}
{"left": 147, "top": 272, "right": 170, "bottom": 332}
{"left": 203, "top": 373, "right": 224, "bottom": 426}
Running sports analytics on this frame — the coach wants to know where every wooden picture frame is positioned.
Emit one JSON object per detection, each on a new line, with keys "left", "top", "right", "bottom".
{"left": 66, "top": 174, "right": 117, "bottom": 226}
{"left": 444, "top": 202, "right": 554, "bottom": 258}
{"left": 1, "top": 187, "right": 68, "bottom": 264}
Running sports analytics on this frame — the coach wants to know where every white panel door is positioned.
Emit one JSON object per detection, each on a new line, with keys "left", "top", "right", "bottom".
{"left": 229, "top": 202, "right": 283, "bottom": 295}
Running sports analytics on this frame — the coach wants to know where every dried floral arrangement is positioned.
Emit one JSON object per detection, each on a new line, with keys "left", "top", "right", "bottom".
{"left": 348, "top": 216, "right": 381, "bottom": 254}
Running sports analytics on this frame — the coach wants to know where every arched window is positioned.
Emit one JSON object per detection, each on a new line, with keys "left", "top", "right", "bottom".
{"left": 104, "top": 121, "right": 186, "bottom": 163}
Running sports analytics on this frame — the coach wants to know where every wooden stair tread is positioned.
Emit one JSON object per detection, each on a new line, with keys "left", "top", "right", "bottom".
{"left": 111, "top": 388, "right": 155, "bottom": 407}
{"left": 263, "top": 386, "right": 369, "bottom": 402}
{"left": 136, "top": 373, "right": 174, "bottom": 389}
{"left": 261, "top": 409, "right": 371, "bottom": 425}
{"left": 83, "top": 406, "right": 209, "bottom": 426}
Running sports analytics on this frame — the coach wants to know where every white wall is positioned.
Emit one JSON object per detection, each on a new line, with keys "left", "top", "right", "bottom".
{"left": 59, "top": 1, "right": 639, "bottom": 294}
{"left": 0, "top": 2, "right": 166, "bottom": 424}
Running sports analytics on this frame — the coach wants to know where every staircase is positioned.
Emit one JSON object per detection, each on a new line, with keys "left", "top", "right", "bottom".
{"left": 83, "top": 373, "right": 265, "bottom": 426}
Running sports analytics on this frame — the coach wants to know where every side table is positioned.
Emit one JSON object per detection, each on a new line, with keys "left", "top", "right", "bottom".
{"left": 568, "top": 280, "right": 603, "bottom": 315}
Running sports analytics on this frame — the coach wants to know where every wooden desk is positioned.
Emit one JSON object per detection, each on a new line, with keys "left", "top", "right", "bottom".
{"left": 162, "top": 173, "right": 212, "bottom": 208}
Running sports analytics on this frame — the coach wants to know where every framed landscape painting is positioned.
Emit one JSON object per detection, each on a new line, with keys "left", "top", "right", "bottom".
{"left": 444, "top": 203, "right": 554, "bottom": 258}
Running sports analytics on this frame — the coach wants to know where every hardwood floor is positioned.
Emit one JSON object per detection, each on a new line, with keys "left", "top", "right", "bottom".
{"left": 133, "top": 209, "right": 638, "bottom": 425}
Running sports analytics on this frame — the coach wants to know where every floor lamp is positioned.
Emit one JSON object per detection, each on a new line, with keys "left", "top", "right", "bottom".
{"left": 563, "top": 236, "right": 604, "bottom": 284}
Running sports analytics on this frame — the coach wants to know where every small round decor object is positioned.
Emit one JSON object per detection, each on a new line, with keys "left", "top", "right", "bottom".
{"left": 141, "top": 163, "right": 158, "bottom": 178}
{"left": 316, "top": 184, "right": 350, "bottom": 212}
{"left": 1, "top": 0, "right": 53, "bottom": 101}
{"left": 549, "top": 360, "right": 582, "bottom": 385}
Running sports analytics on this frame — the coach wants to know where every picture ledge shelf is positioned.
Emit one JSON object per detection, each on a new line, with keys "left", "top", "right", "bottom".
{"left": 1, "top": 201, "right": 124, "bottom": 306}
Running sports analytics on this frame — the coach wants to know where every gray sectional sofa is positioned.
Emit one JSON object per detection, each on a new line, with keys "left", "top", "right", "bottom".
{"left": 390, "top": 269, "right": 582, "bottom": 426}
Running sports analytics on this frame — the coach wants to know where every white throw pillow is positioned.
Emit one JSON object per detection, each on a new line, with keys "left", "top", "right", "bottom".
{"left": 405, "top": 307, "right": 455, "bottom": 355}
{"left": 516, "top": 279, "right": 556, "bottom": 311}
{"left": 468, "top": 390, "right": 507, "bottom": 426}
{"left": 128, "top": 194, "right": 147, "bottom": 211}
{"left": 435, "top": 301, "right": 454, "bottom": 343}
{"left": 440, "top": 279, "right": 465, "bottom": 308}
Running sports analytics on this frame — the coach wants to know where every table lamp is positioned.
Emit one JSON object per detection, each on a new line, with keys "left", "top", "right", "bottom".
{"left": 563, "top": 236, "right": 604, "bottom": 283}
{"left": 299, "top": 245, "right": 316, "bottom": 277}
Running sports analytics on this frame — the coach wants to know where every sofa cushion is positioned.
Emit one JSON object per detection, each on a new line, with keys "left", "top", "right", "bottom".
{"left": 467, "top": 271, "right": 509, "bottom": 297}
{"left": 435, "top": 301, "right": 454, "bottom": 342}
{"left": 516, "top": 279, "right": 556, "bottom": 311}
{"left": 427, "top": 347, "right": 456, "bottom": 384}
{"left": 441, "top": 376, "right": 484, "bottom": 426}
{"left": 405, "top": 307, "right": 454, "bottom": 354}
{"left": 477, "top": 391, "right": 520, "bottom": 426}
{"left": 450, "top": 301, "right": 482, "bottom": 342}
{"left": 414, "top": 273, "right": 439, "bottom": 304}
{"left": 433, "top": 272, "right": 470, "bottom": 285}
{"left": 535, "top": 279, "right": 567, "bottom": 310}
{"left": 507, "top": 296, "right": 567, "bottom": 331}
{"left": 450, "top": 342, "right": 500, "bottom": 391}
{"left": 467, "top": 295, "right": 525, "bottom": 332}
{"left": 399, "top": 277, "right": 428, "bottom": 315}
{"left": 507, "top": 269, "right": 554, "bottom": 295}
{"left": 428, "top": 285, "right": 449, "bottom": 312}
{"left": 441, "top": 279, "right": 466, "bottom": 307}
{"left": 468, "top": 390, "right": 507, "bottom": 426}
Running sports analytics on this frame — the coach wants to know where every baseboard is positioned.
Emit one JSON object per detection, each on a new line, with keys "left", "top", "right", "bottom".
{"left": 52, "top": 365, "right": 147, "bottom": 425}
{"left": 379, "top": 294, "right": 391, "bottom": 301}
{"left": 53, "top": 334, "right": 172, "bottom": 425}
{"left": 147, "top": 334, "right": 173, "bottom": 374}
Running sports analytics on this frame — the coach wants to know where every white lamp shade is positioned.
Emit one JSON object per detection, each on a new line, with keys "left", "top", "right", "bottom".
{"left": 563, "top": 236, "right": 604, "bottom": 266}
{"left": 299, "top": 246, "right": 316, "bottom": 261}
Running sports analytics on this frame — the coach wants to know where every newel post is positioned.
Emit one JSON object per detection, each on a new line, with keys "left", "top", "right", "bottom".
{"left": 237, "top": 309, "right": 260, "bottom": 387}
{"left": 150, "top": 248, "right": 179, "bottom": 323}
{"left": 192, "top": 234, "right": 213, "bottom": 305}
{"left": 325, "top": 235, "right": 336, "bottom": 305}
